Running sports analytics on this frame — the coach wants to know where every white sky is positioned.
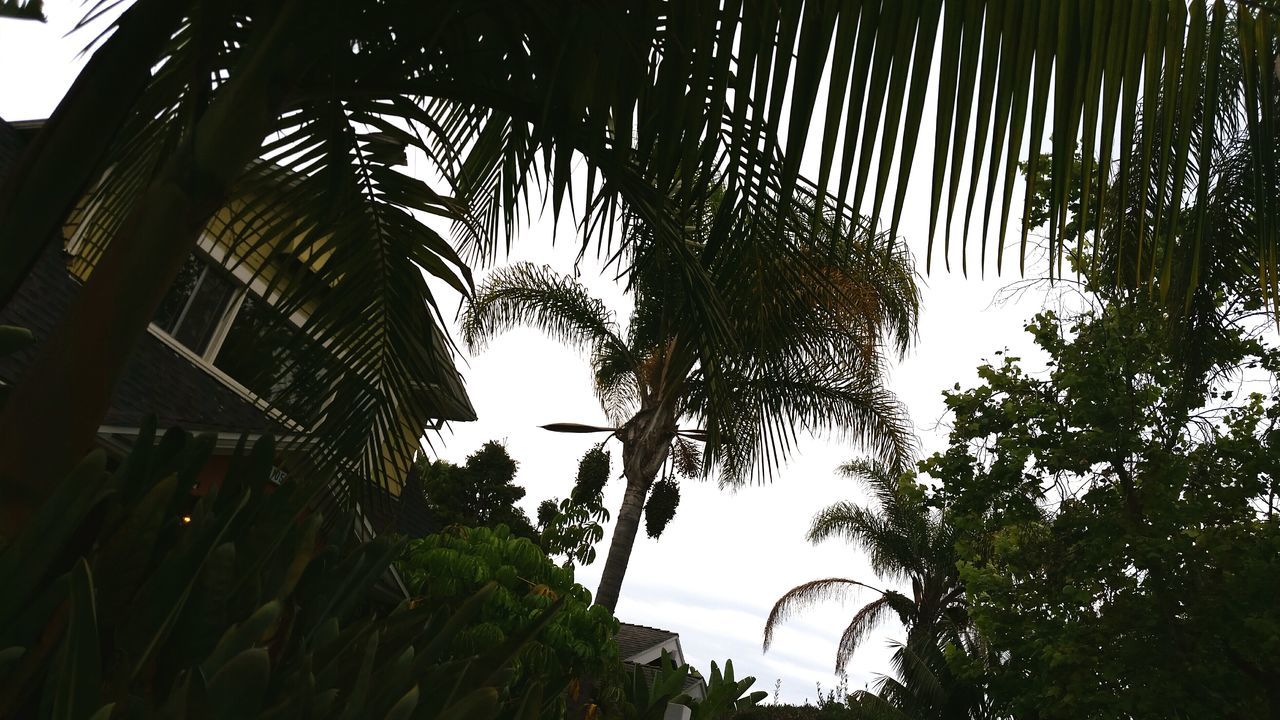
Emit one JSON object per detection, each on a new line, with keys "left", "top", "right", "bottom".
{"left": 0, "top": 6, "right": 1055, "bottom": 704}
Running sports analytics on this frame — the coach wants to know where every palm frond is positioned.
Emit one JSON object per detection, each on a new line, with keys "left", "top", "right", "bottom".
{"left": 846, "top": 689, "right": 913, "bottom": 720}
{"left": 834, "top": 594, "right": 896, "bottom": 675}
{"left": 462, "top": 263, "right": 630, "bottom": 360}
{"left": 762, "top": 577, "right": 882, "bottom": 652}
{"left": 805, "top": 501, "right": 924, "bottom": 584}
{"left": 883, "top": 639, "right": 947, "bottom": 711}
{"left": 670, "top": 436, "right": 702, "bottom": 479}
{"left": 0, "top": 0, "right": 43, "bottom": 20}
{"left": 700, "top": 360, "right": 915, "bottom": 487}
{"left": 592, "top": 341, "right": 642, "bottom": 426}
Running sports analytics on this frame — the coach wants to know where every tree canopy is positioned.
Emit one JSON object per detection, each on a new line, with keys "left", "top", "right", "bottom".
{"left": 923, "top": 299, "right": 1280, "bottom": 719}
{"left": 416, "top": 441, "right": 538, "bottom": 540}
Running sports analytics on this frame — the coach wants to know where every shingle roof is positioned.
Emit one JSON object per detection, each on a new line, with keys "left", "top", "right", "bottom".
{"left": 616, "top": 622, "right": 680, "bottom": 662}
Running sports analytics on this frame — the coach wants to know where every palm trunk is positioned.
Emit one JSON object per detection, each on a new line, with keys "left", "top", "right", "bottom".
{"left": 594, "top": 407, "right": 675, "bottom": 612}
{"left": 0, "top": 2, "right": 306, "bottom": 538}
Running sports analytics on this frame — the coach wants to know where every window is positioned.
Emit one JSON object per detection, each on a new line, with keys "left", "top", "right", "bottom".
{"left": 214, "top": 291, "right": 334, "bottom": 421}
{"left": 152, "top": 252, "right": 337, "bottom": 423}
{"left": 153, "top": 253, "right": 239, "bottom": 357}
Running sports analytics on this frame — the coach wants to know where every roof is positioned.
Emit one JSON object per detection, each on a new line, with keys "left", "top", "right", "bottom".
{"left": 616, "top": 622, "right": 707, "bottom": 701}
{"left": 616, "top": 622, "right": 681, "bottom": 663}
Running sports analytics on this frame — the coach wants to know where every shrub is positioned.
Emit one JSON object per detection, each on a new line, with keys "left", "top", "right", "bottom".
{"left": 401, "top": 525, "right": 621, "bottom": 711}
{"left": 0, "top": 420, "right": 553, "bottom": 719}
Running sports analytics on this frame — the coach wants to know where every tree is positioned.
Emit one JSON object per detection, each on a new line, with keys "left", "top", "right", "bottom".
{"left": 399, "top": 524, "right": 622, "bottom": 715}
{"left": 923, "top": 299, "right": 1280, "bottom": 719}
{"left": 416, "top": 441, "right": 537, "bottom": 539}
{"left": 763, "top": 461, "right": 987, "bottom": 720}
{"left": 6, "top": 0, "right": 1271, "bottom": 539}
{"left": 463, "top": 199, "right": 919, "bottom": 611}
{"left": 0, "top": 1, "right": 890, "bottom": 535}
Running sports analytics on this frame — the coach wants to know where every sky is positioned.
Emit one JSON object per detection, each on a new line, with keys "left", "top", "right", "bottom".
{"left": 0, "top": 6, "right": 1055, "bottom": 705}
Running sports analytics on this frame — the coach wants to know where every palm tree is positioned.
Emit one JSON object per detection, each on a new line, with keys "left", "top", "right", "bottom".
{"left": 0, "top": 1, "right": 860, "bottom": 533}
{"left": 763, "top": 461, "right": 983, "bottom": 719}
{"left": 462, "top": 196, "right": 919, "bottom": 611}
{"left": 3, "top": 0, "right": 1274, "bottom": 537}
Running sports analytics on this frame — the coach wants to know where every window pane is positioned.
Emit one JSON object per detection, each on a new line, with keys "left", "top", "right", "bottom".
{"left": 153, "top": 254, "right": 206, "bottom": 334}
{"left": 213, "top": 293, "right": 334, "bottom": 422}
{"left": 172, "top": 267, "right": 237, "bottom": 354}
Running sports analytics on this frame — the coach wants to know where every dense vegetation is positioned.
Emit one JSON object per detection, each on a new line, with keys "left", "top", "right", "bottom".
{"left": 0, "top": 422, "right": 562, "bottom": 719}
{"left": 462, "top": 203, "right": 919, "bottom": 611}
{"left": 5, "top": 1, "right": 1280, "bottom": 718}
{"left": 416, "top": 442, "right": 539, "bottom": 540}
{"left": 400, "top": 525, "right": 621, "bottom": 716}
{"left": 932, "top": 299, "right": 1280, "bottom": 718}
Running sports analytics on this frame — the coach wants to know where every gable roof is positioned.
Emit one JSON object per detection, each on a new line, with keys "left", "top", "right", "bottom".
{"left": 617, "top": 623, "right": 708, "bottom": 702}
{"left": 616, "top": 622, "right": 682, "bottom": 664}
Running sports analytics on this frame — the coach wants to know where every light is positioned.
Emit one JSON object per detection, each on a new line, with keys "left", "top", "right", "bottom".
{"left": 181, "top": 515, "right": 192, "bottom": 525}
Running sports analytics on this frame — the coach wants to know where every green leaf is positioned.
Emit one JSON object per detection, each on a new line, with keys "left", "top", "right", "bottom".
{"left": 206, "top": 648, "right": 271, "bottom": 719}
{"left": 46, "top": 559, "right": 101, "bottom": 720}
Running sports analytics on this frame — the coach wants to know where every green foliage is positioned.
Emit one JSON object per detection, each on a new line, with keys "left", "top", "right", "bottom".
{"left": 619, "top": 653, "right": 765, "bottom": 720}
{"left": 764, "top": 461, "right": 989, "bottom": 719}
{"left": 418, "top": 442, "right": 537, "bottom": 539}
{"left": 465, "top": 204, "right": 919, "bottom": 610}
{"left": 926, "top": 301, "right": 1280, "bottom": 719}
{"left": 0, "top": 420, "right": 557, "bottom": 719}
{"left": 642, "top": 478, "right": 679, "bottom": 540}
{"left": 538, "top": 448, "right": 612, "bottom": 568}
{"left": 620, "top": 651, "right": 691, "bottom": 720}
{"left": 690, "top": 660, "right": 767, "bottom": 720}
{"left": 400, "top": 525, "right": 621, "bottom": 712}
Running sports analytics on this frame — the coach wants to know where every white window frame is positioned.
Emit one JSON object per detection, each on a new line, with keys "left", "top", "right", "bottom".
{"left": 144, "top": 234, "right": 317, "bottom": 433}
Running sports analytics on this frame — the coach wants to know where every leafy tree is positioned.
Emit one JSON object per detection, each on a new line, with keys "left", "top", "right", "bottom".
{"left": 924, "top": 299, "right": 1280, "bottom": 719}
{"left": 416, "top": 441, "right": 537, "bottom": 539}
{"left": 463, "top": 204, "right": 918, "bottom": 611}
{"left": 9, "top": 0, "right": 1273, "bottom": 542}
{"left": 400, "top": 525, "right": 622, "bottom": 715}
{"left": 763, "top": 462, "right": 987, "bottom": 720}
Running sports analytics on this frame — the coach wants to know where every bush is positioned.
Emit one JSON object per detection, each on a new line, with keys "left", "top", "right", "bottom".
{"left": 0, "top": 421, "right": 554, "bottom": 719}
{"left": 401, "top": 525, "right": 622, "bottom": 711}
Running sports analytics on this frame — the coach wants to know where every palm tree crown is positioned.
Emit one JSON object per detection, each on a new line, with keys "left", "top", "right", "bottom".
{"left": 764, "top": 461, "right": 982, "bottom": 719}
{"left": 463, "top": 193, "right": 919, "bottom": 611}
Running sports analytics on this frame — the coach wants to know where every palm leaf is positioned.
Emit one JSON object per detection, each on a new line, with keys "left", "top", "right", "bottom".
{"left": 761, "top": 577, "right": 883, "bottom": 652}
{"left": 0, "top": 0, "right": 42, "bottom": 20}
{"left": 461, "top": 263, "right": 631, "bottom": 363}
{"left": 833, "top": 593, "right": 899, "bottom": 675}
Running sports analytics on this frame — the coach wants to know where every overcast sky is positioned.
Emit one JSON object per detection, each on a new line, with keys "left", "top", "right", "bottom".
{"left": 1, "top": 6, "right": 1054, "bottom": 704}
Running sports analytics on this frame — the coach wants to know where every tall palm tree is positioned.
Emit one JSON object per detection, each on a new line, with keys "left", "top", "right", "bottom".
{"left": 3, "top": 0, "right": 1274, "bottom": 537}
{"left": 463, "top": 195, "right": 919, "bottom": 611}
{"left": 763, "top": 461, "right": 983, "bottom": 719}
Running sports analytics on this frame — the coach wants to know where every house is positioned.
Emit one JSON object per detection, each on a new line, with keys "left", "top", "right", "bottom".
{"left": 617, "top": 621, "right": 708, "bottom": 719}
{"left": 0, "top": 116, "right": 475, "bottom": 537}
